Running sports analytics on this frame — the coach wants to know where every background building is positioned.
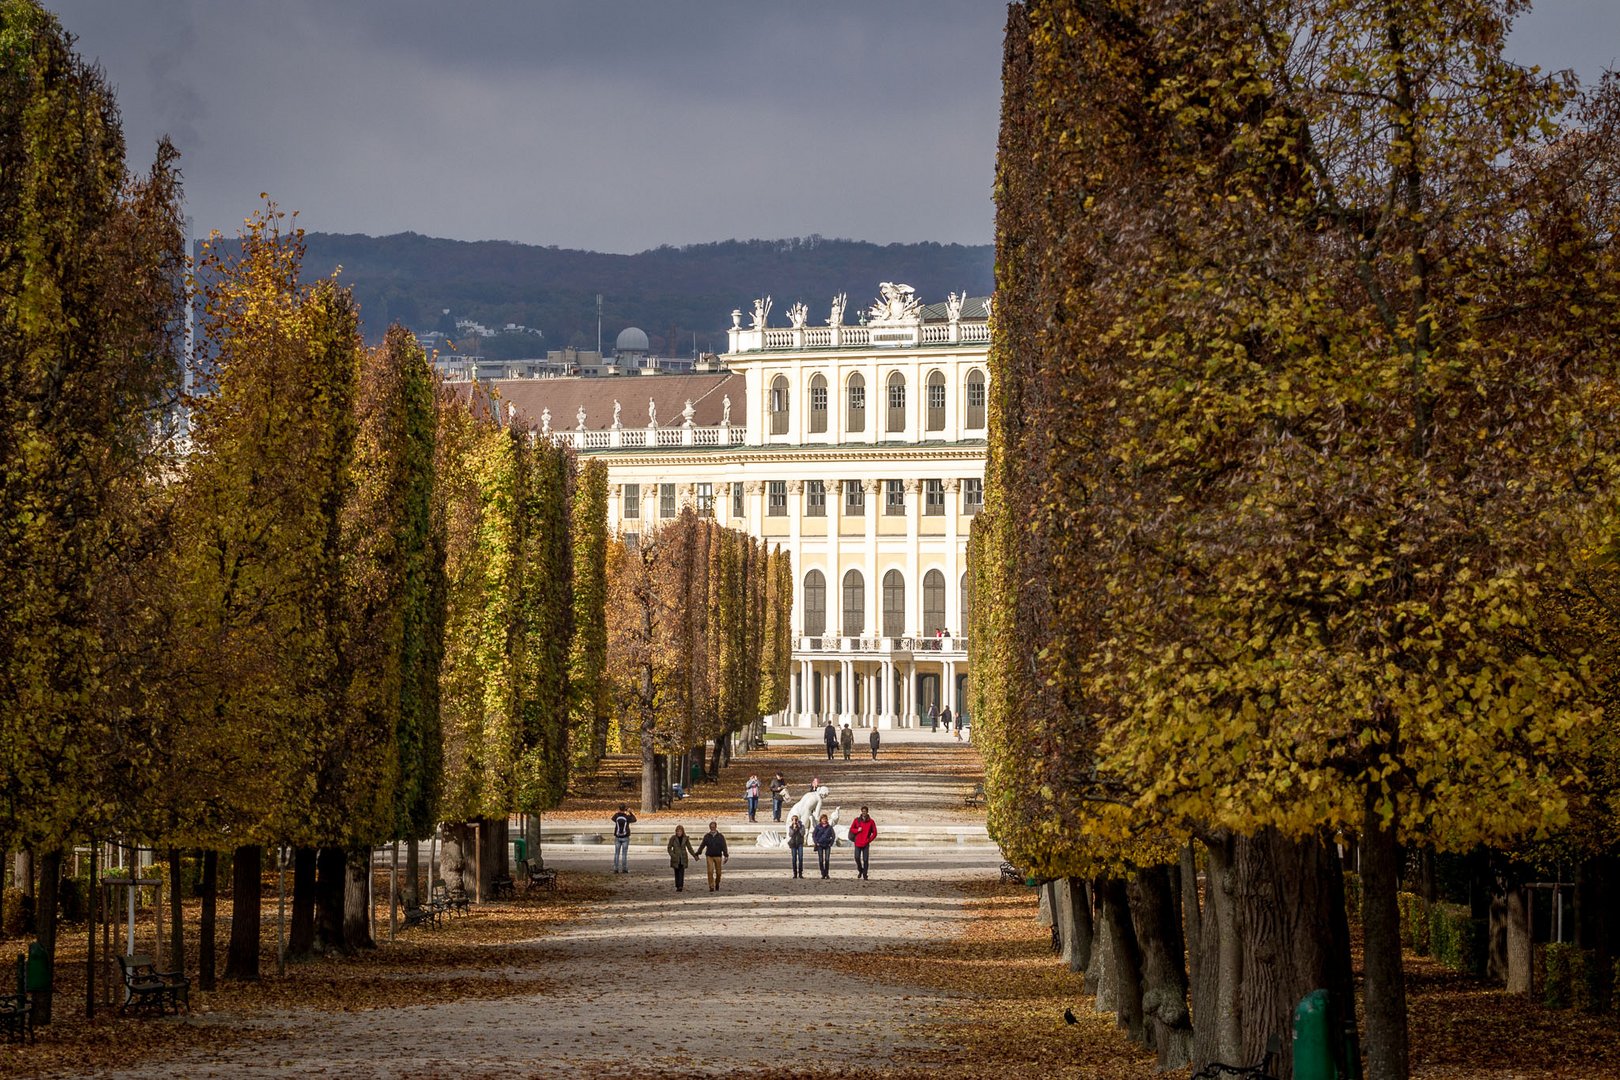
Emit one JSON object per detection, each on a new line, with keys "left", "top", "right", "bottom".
{"left": 492, "top": 284, "right": 989, "bottom": 729}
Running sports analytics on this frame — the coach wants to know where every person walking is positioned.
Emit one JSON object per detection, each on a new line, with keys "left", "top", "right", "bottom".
{"left": 928, "top": 702, "right": 939, "bottom": 733}
{"left": 849, "top": 806, "right": 877, "bottom": 880}
{"left": 745, "top": 774, "right": 761, "bottom": 822}
{"left": 952, "top": 708, "right": 963, "bottom": 741}
{"left": 840, "top": 723, "right": 854, "bottom": 761}
{"left": 695, "top": 820, "right": 730, "bottom": 891}
{"left": 787, "top": 815, "right": 806, "bottom": 878}
{"left": 823, "top": 721, "right": 838, "bottom": 761}
{"left": 812, "top": 813, "right": 836, "bottom": 878}
{"left": 611, "top": 804, "right": 637, "bottom": 874}
{"left": 769, "top": 772, "right": 787, "bottom": 822}
{"left": 941, "top": 705, "right": 953, "bottom": 740}
{"left": 868, "top": 729, "right": 880, "bottom": 760}
{"left": 666, "top": 826, "right": 696, "bottom": 892}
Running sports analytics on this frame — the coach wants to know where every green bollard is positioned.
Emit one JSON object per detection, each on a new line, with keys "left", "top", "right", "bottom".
{"left": 513, "top": 837, "right": 528, "bottom": 866}
{"left": 1292, "top": 989, "right": 1338, "bottom": 1080}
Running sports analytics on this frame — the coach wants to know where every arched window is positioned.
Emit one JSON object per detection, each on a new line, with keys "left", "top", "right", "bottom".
{"left": 882, "top": 569, "right": 906, "bottom": 637}
{"left": 923, "top": 569, "right": 946, "bottom": 636}
{"left": 965, "top": 369, "right": 987, "bottom": 429}
{"left": 886, "top": 371, "right": 906, "bottom": 433}
{"left": 926, "top": 370, "right": 946, "bottom": 431}
{"left": 808, "top": 373, "right": 828, "bottom": 434}
{"left": 960, "top": 571, "right": 972, "bottom": 637}
{"left": 847, "top": 372, "right": 866, "bottom": 433}
{"left": 842, "top": 569, "right": 865, "bottom": 637}
{"left": 803, "top": 569, "right": 826, "bottom": 637}
{"left": 770, "top": 374, "right": 790, "bottom": 435}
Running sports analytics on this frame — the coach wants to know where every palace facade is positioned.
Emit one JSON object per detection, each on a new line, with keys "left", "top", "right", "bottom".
{"left": 491, "top": 284, "right": 988, "bottom": 730}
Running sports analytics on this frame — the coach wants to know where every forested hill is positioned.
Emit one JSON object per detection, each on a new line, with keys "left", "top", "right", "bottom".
{"left": 299, "top": 232, "right": 995, "bottom": 353}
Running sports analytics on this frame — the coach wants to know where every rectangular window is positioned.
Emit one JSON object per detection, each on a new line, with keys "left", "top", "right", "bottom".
{"left": 885, "top": 479, "right": 905, "bottom": 516}
{"left": 806, "top": 480, "right": 826, "bottom": 517}
{"left": 623, "top": 482, "right": 641, "bottom": 520}
{"left": 966, "top": 376, "right": 987, "bottom": 427}
{"left": 695, "top": 482, "right": 714, "bottom": 516}
{"left": 844, "top": 480, "right": 864, "bottom": 514}
{"left": 963, "top": 477, "right": 984, "bottom": 515}
{"left": 767, "top": 480, "right": 787, "bottom": 516}
{"left": 660, "top": 483, "right": 676, "bottom": 519}
{"left": 848, "top": 384, "right": 866, "bottom": 433}
{"left": 924, "top": 478, "right": 945, "bottom": 516}
{"left": 732, "top": 482, "right": 744, "bottom": 519}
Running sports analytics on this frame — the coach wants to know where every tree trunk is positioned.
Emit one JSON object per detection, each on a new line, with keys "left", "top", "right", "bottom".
{"left": 640, "top": 726, "right": 659, "bottom": 813}
{"left": 1193, "top": 832, "right": 1243, "bottom": 1068}
{"left": 1236, "top": 829, "right": 1357, "bottom": 1080}
{"left": 315, "top": 846, "right": 350, "bottom": 955}
{"left": 709, "top": 738, "right": 725, "bottom": 780}
{"left": 225, "top": 845, "right": 262, "bottom": 980}
{"left": 1504, "top": 884, "right": 1532, "bottom": 994}
{"left": 404, "top": 839, "right": 420, "bottom": 909}
{"left": 1061, "top": 877, "right": 1094, "bottom": 974}
{"left": 440, "top": 823, "right": 476, "bottom": 893}
{"left": 15, "top": 849, "right": 34, "bottom": 901}
{"left": 1129, "top": 864, "right": 1194, "bottom": 1070}
{"left": 1487, "top": 889, "right": 1509, "bottom": 983}
{"left": 1038, "top": 880, "right": 1054, "bottom": 928}
{"left": 288, "top": 846, "right": 317, "bottom": 960}
{"left": 343, "top": 846, "right": 374, "bottom": 950}
{"left": 167, "top": 848, "right": 185, "bottom": 977}
{"left": 481, "top": 819, "right": 509, "bottom": 892}
{"left": 1097, "top": 876, "right": 1144, "bottom": 1044}
{"left": 198, "top": 849, "right": 218, "bottom": 992}
{"left": 1181, "top": 842, "right": 1202, "bottom": 998}
{"left": 1086, "top": 877, "right": 1115, "bottom": 1009}
{"left": 1360, "top": 796, "right": 1410, "bottom": 1080}
{"left": 33, "top": 849, "right": 60, "bottom": 1024}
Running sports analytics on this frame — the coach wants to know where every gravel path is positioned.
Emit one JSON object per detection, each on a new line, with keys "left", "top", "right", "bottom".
{"left": 104, "top": 752, "right": 1002, "bottom": 1079}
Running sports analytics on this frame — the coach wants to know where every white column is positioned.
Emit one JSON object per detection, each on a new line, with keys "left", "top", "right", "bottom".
{"left": 863, "top": 478, "right": 880, "bottom": 641}
{"left": 824, "top": 478, "right": 841, "bottom": 641}
{"left": 944, "top": 659, "right": 957, "bottom": 717}
{"left": 944, "top": 477, "right": 962, "bottom": 635}
{"left": 747, "top": 479, "right": 764, "bottom": 537}
{"left": 904, "top": 479, "right": 922, "bottom": 635}
{"left": 879, "top": 658, "right": 895, "bottom": 730}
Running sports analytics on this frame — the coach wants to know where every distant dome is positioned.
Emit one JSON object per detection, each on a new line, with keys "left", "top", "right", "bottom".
{"left": 615, "top": 327, "right": 650, "bottom": 353}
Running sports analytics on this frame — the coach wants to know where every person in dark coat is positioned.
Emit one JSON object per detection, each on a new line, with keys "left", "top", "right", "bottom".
{"left": 823, "top": 721, "right": 838, "bottom": 760}
{"left": 787, "top": 815, "right": 806, "bottom": 878}
{"left": 695, "top": 821, "right": 730, "bottom": 892}
{"left": 928, "top": 703, "right": 939, "bottom": 732}
{"left": 869, "top": 729, "right": 881, "bottom": 760}
{"left": 941, "top": 705, "right": 954, "bottom": 741}
{"left": 770, "top": 772, "right": 787, "bottom": 821}
{"left": 811, "top": 813, "right": 837, "bottom": 879}
{"left": 839, "top": 724, "right": 854, "bottom": 760}
{"left": 666, "top": 826, "right": 696, "bottom": 892}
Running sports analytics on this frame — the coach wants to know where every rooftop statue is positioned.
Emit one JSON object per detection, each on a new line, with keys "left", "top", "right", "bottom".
{"left": 828, "top": 292, "right": 847, "bottom": 327}
{"left": 612, "top": 399, "right": 622, "bottom": 428}
{"left": 750, "top": 295, "right": 772, "bottom": 330}
{"left": 722, "top": 395, "right": 732, "bottom": 424}
{"left": 648, "top": 398, "right": 657, "bottom": 427}
{"left": 540, "top": 407, "right": 551, "bottom": 434}
{"left": 787, "top": 301, "right": 808, "bottom": 329}
{"left": 575, "top": 405, "right": 586, "bottom": 430}
{"left": 682, "top": 398, "right": 695, "bottom": 425}
{"left": 946, "top": 291, "right": 964, "bottom": 322}
{"left": 868, "top": 282, "right": 921, "bottom": 325}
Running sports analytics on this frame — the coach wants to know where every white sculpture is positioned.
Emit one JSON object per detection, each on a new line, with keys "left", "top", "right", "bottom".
{"left": 612, "top": 400, "right": 622, "bottom": 428}
{"left": 985, "top": 295, "right": 994, "bottom": 320}
{"left": 731, "top": 309, "right": 742, "bottom": 329}
{"left": 540, "top": 407, "right": 551, "bottom": 435}
{"left": 681, "top": 398, "right": 695, "bottom": 426}
{"left": 868, "top": 282, "right": 921, "bottom": 324}
{"left": 575, "top": 405, "right": 586, "bottom": 430}
{"left": 946, "top": 291, "right": 964, "bottom": 322}
{"left": 647, "top": 398, "right": 657, "bottom": 427}
{"left": 750, "top": 295, "right": 772, "bottom": 329}
{"left": 722, "top": 395, "right": 732, "bottom": 424}
{"left": 786, "top": 786, "right": 840, "bottom": 840}
{"left": 787, "top": 301, "right": 808, "bottom": 329}
{"left": 828, "top": 292, "right": 847, "bottom": 327}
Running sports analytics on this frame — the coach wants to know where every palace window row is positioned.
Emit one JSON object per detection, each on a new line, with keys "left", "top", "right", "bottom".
{"left": 621, "top": 479, "right": 983, "bottom": 522}
{"left": 800, "top": 567, "right": 973, "bottom": 639}
{"left": 768, "top": 369, "right": 988, "bottom": 437}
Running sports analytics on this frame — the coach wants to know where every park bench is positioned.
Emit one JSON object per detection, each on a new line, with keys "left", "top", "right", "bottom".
{"left": 963, "top": 782, "right": 985, "bottom": 808}
{"left": 116, "top": 953, "right": 189, "bottom": 1016}
{"left": 489, "top": 870, "right": 516, "bottom": 900}
{"left": 0, "top": 954, "right": 31, "bottom": 1043}
{"left": 402, "top": 900, "right": 440, "bottom": 929}
{"left": 1189, "top": 1036, "right": 1279, "bottom": 1080}
{"left": 431, "top": 880, "right": 470, "bottom": 916}
{"left": 616, "top": 774, "right": 638, "bottom": 790}
{"left": 520, "top": 858, "right": 558, "bottom": 893}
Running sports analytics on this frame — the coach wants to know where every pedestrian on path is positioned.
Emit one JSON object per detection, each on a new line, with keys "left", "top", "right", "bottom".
{"left": 745, "top": 774, "right": 761, "bottom": 821}
{"left": 823, "top": 721, "right": 838, "bottom": 760}
{"left": 928, "top": 703, "right": 939, "bottom": 732}
{"left": 787, "top": 815, "right": 806, "bottom": 878}
{"left": 611, "top": 804, "right": 637, "bottom": 873}
{"left": 941, "top": 705, "right": 954, "bottom": 741}
{"left": 869, "top": 729, "right": 880, "bottom": 760}
{"left": 696, "top": 820, "right": 730, "bottom": 891}
{"left": 769, "top": 772, "right": 787, "bottom": 821}
{"left": 812, "top": 813, "right": 836, "bottom": 878}
{"left": 667, "top": 826, "right": 696, "bottom": 892}
{"left": 850, "top": 806, "right": 877, "bottom": 880}
{"left": 840, "top": 723, "right": 854, "bottom": 760}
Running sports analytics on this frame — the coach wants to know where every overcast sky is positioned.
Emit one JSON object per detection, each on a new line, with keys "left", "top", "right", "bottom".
{"left": 42, "top": 1, "right": 1620, "bottom": 255}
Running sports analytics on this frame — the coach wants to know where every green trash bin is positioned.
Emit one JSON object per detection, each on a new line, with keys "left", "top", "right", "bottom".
{"left": 689, "top": 760, "right": 703, "bottom": 786}
{"left": 26, "top": 941, "right": 50, "bottom": 994}
{"left": 513, "top": 837, "right": 528, "bottom": 866}
{"left": 1292, "top": 989, "right": 1338, "bottom": 1080}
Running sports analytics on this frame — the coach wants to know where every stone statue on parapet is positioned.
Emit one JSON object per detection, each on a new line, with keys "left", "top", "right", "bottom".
{"left": 540, "top": 407, "right": 551, "bottom": 434}
{"left": 946, "top": 291, "right": 964, "bottom": 322}
{"left": 829, "top": 292, "right": 847, "bottom": 327}
{"left": 787, "top": 301, "right": 808, "bottom": 329}
{"left": 722, "top": 395, "right": 732, "bottom": 424}
{"left": 648, "top": 398, "right": 657, "bottom": 427}
{"left": 751, "top": 295, "right": 772, "bottom": 329}
{"left": 868, "top": 282, "right": 920, "bottom": 324}
{"left": 682, "top": 399, "right": 695, "bottom": 425}
{"left": 576, "top": 405, "right": 586, "bottom": 430}
{"left": 612, "top": 399, "right": 622, "bottom": 428}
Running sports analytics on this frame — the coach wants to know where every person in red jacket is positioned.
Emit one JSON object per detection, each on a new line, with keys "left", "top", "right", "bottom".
{"left": 848, "top": 806, "right": 877, "bottom": 880}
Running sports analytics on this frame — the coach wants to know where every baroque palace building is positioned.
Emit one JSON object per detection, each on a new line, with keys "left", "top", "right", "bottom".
{"left": 491, "top": 284, "right": 989, "bottom": 730}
